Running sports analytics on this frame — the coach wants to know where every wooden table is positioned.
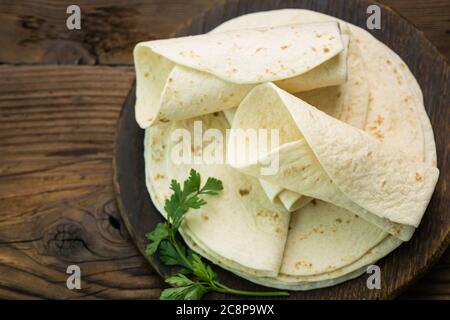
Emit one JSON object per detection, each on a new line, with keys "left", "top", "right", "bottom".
{"left": 0, "top": 0, "right": 448, "bottom": 299}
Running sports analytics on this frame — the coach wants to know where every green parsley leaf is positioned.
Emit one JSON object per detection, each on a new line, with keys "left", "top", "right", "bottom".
{"left": 192, "top": 254, "right": 216, "bottom": 282}
{"left": 165, "top": 274, "right": 194, "bottom": 287}
{"left": 160, "top": 283, "right": 209, "bottom": 300}
{"left": 182, "top": 169, "right": 201, "bottom": 198}
{"left": 159, "top": 240, "right": 192, "bottom": 270}
{"left": 183, "top": 196, "right": 207, "bottom": 209}
{"left": 170, "top": 179, "right": 183, "bottom": 201}
{"left": 200, "top": 177, "right": 223, "bottom": 195}
{"left": 145, "top": 222, "right": 169, "bottom": 255}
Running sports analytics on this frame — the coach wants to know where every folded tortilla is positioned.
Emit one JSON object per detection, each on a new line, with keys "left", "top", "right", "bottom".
{"left": 223, "top": 35, "right": 366, "bottom": 212}
{"left": 145, "top": 115, "right": 290, "bottom": 277}
{"left": 228, "top": 83, "right": 438, "bottom": 236}
{"left": 134, "top": 22, "right": 348, "bottom": 128}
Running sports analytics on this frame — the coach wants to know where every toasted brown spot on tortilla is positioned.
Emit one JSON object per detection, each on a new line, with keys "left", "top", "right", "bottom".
{"left": 311, "top": 199, "right": 317, "bottom": 206}
{"left": 275, "top": 227, "right": 283, "bottom": 235}
{"left": 144, "top": 72, "right": 150, "bottom": 78}
{"left": 335, "top": 218, "right": 342, "bottom": 223}
{"left": 367, "top": 151, "right": 373, "bottom": 157}
{"left": 323, "top": 47, "right": 330, "bottom": 53}
{"left": 202, "top": 214, "right": 209, "bottom": 221}
{"left": 375, "top": 115, "right": 384, "bottom": 126}
{"left": 168, "top": 78, "right": 173, "bottom": 83}
{"left": 316, "top": 33, "right": 322, "bottom": 38}
{"left": 256, "top": 210, "right": 270, "bottom": 217}
{"left": 280, "top": 45, "right": 289, "bottom": 50}
{"left": 154, "top": 173, "right": 165, "bottom": 181}
{"left": 159, "top": 118, "right": 169, "bottom": 123}
{"left": 255, "top": 47, "right": 265, "bottom": 53}
{"left": 213, "top": 112, "right": 220, "bottom": 117}
{"left": 386, "top": 59, "right": 392, "bottom": 65}
{"left": 354, "top": 214, "right": 359, "bottom": 219}
{"left": 311, "top": 47, "right": 317, "bottom": 52}
{"left": 256, "top": 210, "right": 280, "bottom": 222}
{"left": 295, "top": 261, "right": 313, "bottom": 269}
{"left": 238, "top": 188, "right": 250, "bottom": 196}
{"left": 415, "top": 172, "right": 423, "bottom": 181}
{"left": 375, "top": 131, "right": 384, "bottom": 141}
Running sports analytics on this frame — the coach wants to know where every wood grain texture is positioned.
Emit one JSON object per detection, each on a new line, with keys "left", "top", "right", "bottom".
{"left": 114, "top": 0, "right": 450, "bottom": 299}
{"left": 0, "top": 0, "right": 222, "bottom": 65}
{"left": 0, "top": 65, "right": 164, "bottom": 299}
{"left": 0, "top": 0, "right": 448, "bottom": 299}
{"left": 0, "top": 0, "right": 448, "bottom": 65}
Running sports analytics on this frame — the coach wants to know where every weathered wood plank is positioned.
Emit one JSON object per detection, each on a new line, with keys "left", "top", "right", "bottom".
{"left": 0, "top": 65, "right": 164, "bottom": 299}
{"left": 0, "top": 0, "right": 447, "bottom": 65}
{"left": 0, "top": 0, "right": 222, "bottom": 65}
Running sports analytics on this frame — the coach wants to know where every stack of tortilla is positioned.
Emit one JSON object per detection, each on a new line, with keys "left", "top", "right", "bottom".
{"left": 135, "top": 9, "right": 439, "bottom": 290}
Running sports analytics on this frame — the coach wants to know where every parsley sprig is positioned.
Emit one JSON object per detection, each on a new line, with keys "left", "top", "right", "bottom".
{"left": 146, "top": 169, "right": 289, "bottom": 300}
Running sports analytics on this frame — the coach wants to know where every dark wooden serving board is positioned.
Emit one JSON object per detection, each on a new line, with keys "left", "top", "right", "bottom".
{"left": 114, "top": 0, "right": 450, "bottom": 299}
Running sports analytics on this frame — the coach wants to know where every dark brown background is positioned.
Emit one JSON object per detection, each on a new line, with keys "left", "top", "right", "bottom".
{"left": 0, "top": 0, "right": 448, "bottom": 299}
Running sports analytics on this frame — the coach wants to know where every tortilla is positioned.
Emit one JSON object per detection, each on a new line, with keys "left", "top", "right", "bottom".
{"left": 134, "top": 22, "right": 348, "bottom": 128}
{"left": 144, "top": 115, "right": 290, "bottom": 277}
{"left": 223, "top": 35, "right": 367, "bottom": 212}
{"left": 141, "top": 9, "right": 438, "bottom": 290}
{"left": 229, "top": 83, "right": 438, "bottom": 234}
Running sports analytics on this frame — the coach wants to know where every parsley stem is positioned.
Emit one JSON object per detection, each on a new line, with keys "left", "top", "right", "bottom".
{"left": 170, "top": 233, "right": 194, "bottom": 270}
{"left": 212, "top": 281, "right": 289, "bottom": 297}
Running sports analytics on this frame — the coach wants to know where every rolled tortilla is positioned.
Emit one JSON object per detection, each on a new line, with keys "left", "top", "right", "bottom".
{"left": 134, "top": 22, "right": 348, "bottom": 128}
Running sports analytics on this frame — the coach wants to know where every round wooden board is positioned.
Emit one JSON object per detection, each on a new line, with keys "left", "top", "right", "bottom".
{"left": 114, "top": 0, "right": 450, "bottom": 299}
